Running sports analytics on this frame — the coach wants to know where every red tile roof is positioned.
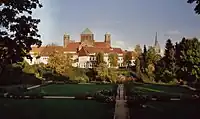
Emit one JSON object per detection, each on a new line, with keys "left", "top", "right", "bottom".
{"left": 64, "top": 42, "right": 80, "bottom": 52}
{"left": 77, "top": 47, "right": 123, "bottom": 56}
{"left": 30, "top": 41, "right": 124, "bottom": 57}
{"left": 94, "top": 42, "right": 110, "bottom": 48}
{"left": 112, "top": 48, "right": 123, "bottom": 54}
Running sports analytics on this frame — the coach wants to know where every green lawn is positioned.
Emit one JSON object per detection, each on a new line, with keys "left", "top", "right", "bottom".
{"left": 127, "top": 82, "right": 196, "bottom": 97}
{"left": 25, "top": 84, "right": 115, "bottom": 96}
{"left": 0, "top": 99, "right": 114, "bottom": 119}
{"left": 127, "top": 82, "right": 200, "bottom": 119}
{"left": 130, "top": 101, "right": 200, "bottom": 119}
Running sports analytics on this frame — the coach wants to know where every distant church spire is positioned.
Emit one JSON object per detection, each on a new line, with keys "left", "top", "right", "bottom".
{"left": 154, "top": 32, "right": 160, "bottom": 53}
{"left": 155, "top": 32, "right": 158, "bottom": 46}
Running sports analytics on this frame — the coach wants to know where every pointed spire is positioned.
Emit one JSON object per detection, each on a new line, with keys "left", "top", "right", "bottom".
{"left": 155, "top": 32, "right": 158, "bottom": 46}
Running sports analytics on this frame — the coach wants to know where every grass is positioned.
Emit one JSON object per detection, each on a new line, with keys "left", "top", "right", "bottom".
{"left": 0, "top": 99, "right": 114, "bottom": 119}
{"left": 127, "top": 82, "right": 200, "bottom": 119}
{"left": 130, "top": 101, "right": 200, "bottom": 119}
{"left": 25, "top": 84, "right": 115, "bottom": 96}
{"left": 127, "top": 82, "right": 196, "bottom": 96}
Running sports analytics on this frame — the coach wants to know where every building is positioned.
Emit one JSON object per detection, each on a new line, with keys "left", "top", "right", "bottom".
{"left": 25, "top": 28, "right": 125, "bottom": 68}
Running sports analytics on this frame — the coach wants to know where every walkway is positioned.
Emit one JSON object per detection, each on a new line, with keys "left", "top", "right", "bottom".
{"left": 114, "top": 84, "right": 129, "bottom": 119}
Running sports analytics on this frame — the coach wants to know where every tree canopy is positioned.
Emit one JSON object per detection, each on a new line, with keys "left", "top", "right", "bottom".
{"left": 187, "top": 0, "right": 200, "bottom": 14}
{"left": 96, "top": 52, "right": 104, "bottom": 66}
{"left": 47, "top": 51, "right": 72, "bottom": 76}
{"left": 0, "top": 0, "right": 42, "bottom": 68}
{"left": 108, "top": 53, "right": 118, "bottom": 67}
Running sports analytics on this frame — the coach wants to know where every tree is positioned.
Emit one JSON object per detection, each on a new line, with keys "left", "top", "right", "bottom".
{"left": 140, "top": 45, "right": 147, "bottom": 73}
{"left": 108, "top": 53, "right": 118, "bottom": 67}
{"left": 187, "top": 0, "right": 200, "bottom": 14}
{"left": 135, "top": 58, "right": 141, "bottom": 79}
{"left": 96, "top": 63, "right": 109, "bottom": 81}
{"left": 123, "top": 51, "right": 132, "bottom": 67}
{"left": 145, "top": 46, "right": 161, "bottom": 81}
{"left": 96, "top": 52, "right": 104, "bottom": 66}
{"left": 155, "top": 39, "right": 176, "bottom": 83}
{"left": 146, "top": 46, "right": 161, "bottom": 66}
{"left": 0, "top": 0, "right": 42, "bottom": 70}
{"left": 163, "top": 39, "right": 176, "bottom": 81}
{"left": 47, "top": 51, "right": 72, "bottom": 76}
{"left": 108, "top": 68, "right": 117, "bottom": 83}
{"left": 134, "top": 44, "right": 142, "bottom": 58}
{"left": 175, "top": 38, "right": 200, "bottom": 83}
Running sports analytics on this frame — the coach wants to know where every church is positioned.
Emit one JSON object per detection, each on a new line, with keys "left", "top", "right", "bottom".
{"left": 26, "top": 28, "right": 125, "bottom": 68}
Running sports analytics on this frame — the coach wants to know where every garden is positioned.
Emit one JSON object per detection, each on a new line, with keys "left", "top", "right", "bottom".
{"left": 0, "top": 83, "right": 118, "bottom": 119}
{"left": 125, "top": 82, "right": 200, "bottom": 119}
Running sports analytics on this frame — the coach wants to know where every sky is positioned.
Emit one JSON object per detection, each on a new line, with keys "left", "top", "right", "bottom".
{"left": 32, "top": 0, "right": 200, "bottom": 50}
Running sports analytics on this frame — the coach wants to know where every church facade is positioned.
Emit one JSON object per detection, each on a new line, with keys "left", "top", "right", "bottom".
{"left": 25, "top": 28, "right": 125, "bottom": 68}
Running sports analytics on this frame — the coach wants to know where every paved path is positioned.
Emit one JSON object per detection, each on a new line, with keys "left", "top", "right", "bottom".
{"left": 114, "top": 84, "right": 129, "bottom": 119}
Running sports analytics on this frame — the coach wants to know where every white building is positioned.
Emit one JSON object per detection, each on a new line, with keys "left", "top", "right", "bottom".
{"left": 25, "top": 28, "right": 129, "bottom": 68}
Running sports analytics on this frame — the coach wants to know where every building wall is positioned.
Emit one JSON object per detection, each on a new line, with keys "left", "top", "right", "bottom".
{"left": 25, "top": 52, "right": 127, "bottom": 68}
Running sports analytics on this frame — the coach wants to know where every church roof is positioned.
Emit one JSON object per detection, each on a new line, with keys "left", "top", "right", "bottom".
{"left": 81, "top": 28, "right": 93, "bottom": 34}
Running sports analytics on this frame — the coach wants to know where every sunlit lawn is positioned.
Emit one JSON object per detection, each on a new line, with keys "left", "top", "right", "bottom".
{"left": 129, "top": 82, "right": 196, "bottom": 97}
{"left": 0, "top": 99, "right": 114, "bottom": 119}
{"left": 25, "top": 84, "right": 115, "bottom": 96}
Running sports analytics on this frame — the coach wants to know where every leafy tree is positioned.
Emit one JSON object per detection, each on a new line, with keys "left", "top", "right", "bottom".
{"left": 187, "top": 0, "right": 200, "bottom": 14}
{"left": 134, "top": 44, "right": 142, "bottom": 58}
{"left": 108, "top": 68, "right": 118, "bottom": 83}
{"left": 146, "top": 46, "right": 161, "bottom": 66}
{"left": 140, "top": 45, "right": 147, "bottom": 72}
{"left": 163, "top": 39, "right": 176, "bottom": 81}
{"left": 96, "top": 63, "right": 109, "bottom": 81}
{"left": 155, "top": 39, "right": 176, "bottom": 83}
{"left": 108, "top": 53, "right": 118, "bottom": 67}
{"left": 135, "top": 58, "right": 141, "bottom": 78}
{"left": 123, "top": 51, "right": 132, "bottom": 66}
{"left": 47, "top": 51, "right": 72, "bottom": 76}
{"left": 145, "top": 46, "right": 161, "bottom": 81}
{"left": 175, "top": 38, "right": 200, "bottom": 83}
{"left": 0, "top": 0, "right": 42, "bottom": 73}
{"left": 96, "top": 52, "right": 104, "bottom": 66}
{"left": 154, "top": 58, "right": 166, "bottom": 82}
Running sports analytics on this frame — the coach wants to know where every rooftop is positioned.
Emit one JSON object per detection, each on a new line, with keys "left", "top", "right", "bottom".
{"left": 81, "top": 28, "right": 93, "bottom": 34}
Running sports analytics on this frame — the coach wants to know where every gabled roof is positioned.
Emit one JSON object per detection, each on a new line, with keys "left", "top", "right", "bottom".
{"left": 78, "top": 47, "right": 89, "bottom": 56}
{"left": 81, "top": 28, "right": 93, "bottom": 34}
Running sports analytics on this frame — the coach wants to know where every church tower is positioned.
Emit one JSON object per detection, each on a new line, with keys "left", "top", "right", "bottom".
{"left": 80, "top": 28, "right": 94, "bottom": 47}
{"left": 63, "top": 33, "right": 70, "bottom": 48}
{"left": 154, "top": 32, "right": 161, "bottom": 53}
{"left": 104, "top": 32, "right": 111, "bottom": 45}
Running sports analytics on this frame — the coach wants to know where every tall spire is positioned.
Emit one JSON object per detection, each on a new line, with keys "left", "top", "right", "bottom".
{"left": 155, "top": 32, "right": 158, "bottom": 46}
{"left": 154, "top": 32, "right": 160, "bottom": 53}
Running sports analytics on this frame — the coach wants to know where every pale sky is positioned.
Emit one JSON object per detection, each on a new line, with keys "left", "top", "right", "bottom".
{"left": 33, "top": 0, "right": 200, "bottom": 50}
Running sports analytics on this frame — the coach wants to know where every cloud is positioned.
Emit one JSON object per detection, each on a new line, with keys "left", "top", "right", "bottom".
{"left": 112, "top": 40, "right": 134, "bottom": 51}
{"left": 112, "top": 40, "right": 125, "bottom": 49}
{"left": 165, "top": 30, "right": 181, "bottom": 36}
